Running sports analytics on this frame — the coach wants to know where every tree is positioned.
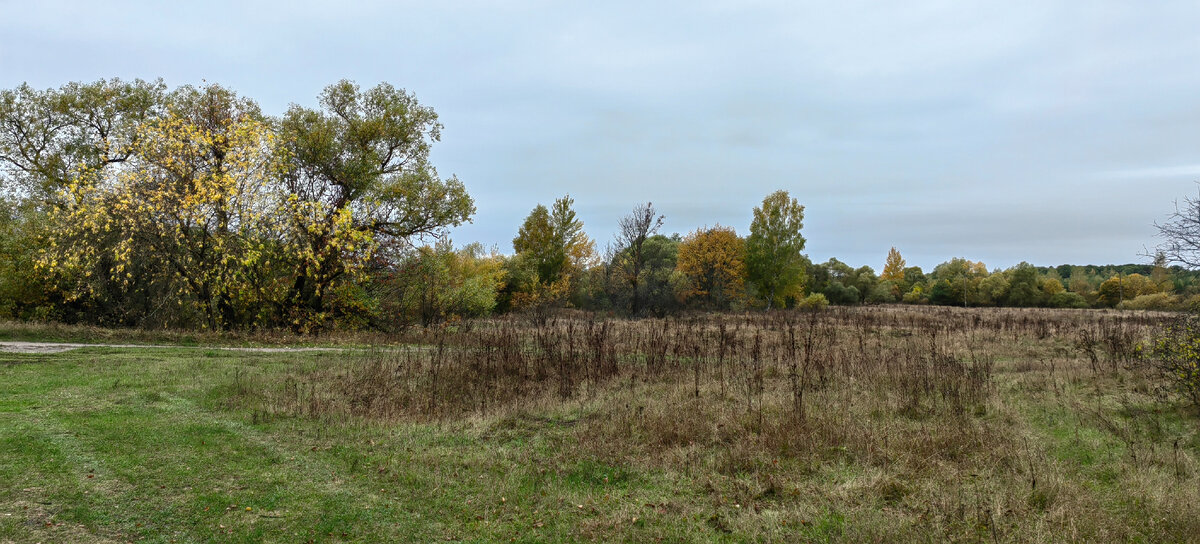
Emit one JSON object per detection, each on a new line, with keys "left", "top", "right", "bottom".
{"left": 513, "top": 195, "right": 594, "bottom": 285}
{"left": 817, "top": 258, "right": 861, "bottom": 304}
{"left": 510, "top": 195, "right": 595, "bottom": 312}
{"left": 637, "top": 234, "right": 683, "bottom": 315}
{"left": 1154, "top": 187, "right": 1200, "bottom": 269}
{"left": 2, "top": 78, "right": 478, "bottom": 330}
{"left": 385, "top": 240, "right": 506, "bottom": 326}
{"left": 279, "top": 80, "right": 474, "bottom": 326}
{"left": 676, "top": 225, "right": 746, "bottom": 310}
{"left": 881, "top": 247, "right": 906, "bottom": 282}
{"left": 1042, "top": 277, "right": 1065, "bottom": 297}
{"left": 1151, "top": 251, "right": 1173, "bottom": 291}
{"left": 1097, "top": 275, "right": 1121, "bottom": 307}
{"left": 611, "top": 202, "right": 664, "bottom": 316}
{"left": 42, "top": 85, "right": 286, "bottom": 329}
{"left": 745, "top": 190, "right": 806, "bottom": 309}
{"left": 1068, "top": 267, "right": 1093, "bottom": 296}
{"left": 930, "top": 258, "right": 988, "bottom": 306}
{"left": 0, "top": 79, "right": 167, "bottom": 203}
{"left": 1004, "top": 262, "right": 1043, "bottom": 307}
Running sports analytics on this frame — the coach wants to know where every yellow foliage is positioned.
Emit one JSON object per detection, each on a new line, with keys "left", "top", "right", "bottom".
{"left": 881, "top": 247, "right": 906, "bottom": 282}
{"left": 675, "top": 225, "right": 746, "bottom": 308}
{"left": 36, "top": 110, "right": 372, "bottom": 328}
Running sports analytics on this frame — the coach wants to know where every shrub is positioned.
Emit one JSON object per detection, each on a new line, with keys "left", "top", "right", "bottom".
{"left": 822, "top": 282, "right": 859, "bottom": 305}
{"left": 796, "top": 292, "right": 829, "bottom": 310}
{"left": 1117, "top": 293, "right": 1177, "bottom": 311}
{"left": 866, "top": 281, "right": 899, "bottom": 303}
{"left": 1047, "top": 291, "right": 1088, "bottom": 309}
{"left": 901, "top": 286, "right": 926, "bottom": 304}
{"left": 1146, "top": 316, "right": 1200, "bottom": 407}
{"left": 1184, "top": 294, "right": 1200, "bottom": 312}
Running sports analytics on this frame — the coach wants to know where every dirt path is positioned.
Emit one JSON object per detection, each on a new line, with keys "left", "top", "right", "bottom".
{"left": 0, "top": 341, "right": 355, "bottom": 354}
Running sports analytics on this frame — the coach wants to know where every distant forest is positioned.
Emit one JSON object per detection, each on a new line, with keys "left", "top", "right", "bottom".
{"left": 0, "top": 79, "right": 1192, "bottom": 331}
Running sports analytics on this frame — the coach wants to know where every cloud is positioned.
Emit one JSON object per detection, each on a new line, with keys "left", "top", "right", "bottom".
{"left": 5, "top": 0, "right": 1200, "bottom": 268}
{"left": 1098, "top": 165, "right": 1200, "bottom": 180}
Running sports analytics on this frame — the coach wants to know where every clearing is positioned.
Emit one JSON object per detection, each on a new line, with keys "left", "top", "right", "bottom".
{"left": 1, "top": 307, "right": 1198, "bottom": 542}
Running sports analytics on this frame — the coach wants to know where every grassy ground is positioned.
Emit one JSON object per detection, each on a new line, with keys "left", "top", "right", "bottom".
{"left": 1, "top": 307, "right": 1199, "bottom": 542}
{"left": 0, "top": 320, "right": 397, "bottom": 348}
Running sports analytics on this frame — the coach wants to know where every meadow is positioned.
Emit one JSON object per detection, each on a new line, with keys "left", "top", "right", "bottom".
{"left": 1, "top": 306, "right": 1198, "bottom": 542}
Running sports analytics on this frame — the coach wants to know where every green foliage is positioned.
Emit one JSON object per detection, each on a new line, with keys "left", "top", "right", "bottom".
{"left": 510, "top": 195, "right": 594, "bottom": 314}
{"left": 603, "top": 233, "right": 680, "bottom": 316}
{"left": 745, "top": 190, "right": 807, "bottom": 309}
{"left": 867, "top": 281, "right": 900, "bottom": 303}
{"left": 1047, "top": 291, "right": 1088, "bottom": 309}
{"left": 823, "top": 282, "right": 860, "bottom": 305}
{"left": 0, "top": 79, "right": 474, "bottom": 331}
{"left": 0, "top": 201, "right": 56, "bottom": 319}
{"left": 513, "top": 195, "right": 594, "bottom": 286}
{"left": 902, "top": 285, "right": 926, "bottom": 304}
{"left": 279, "top": 80, "right": 475, "bottom": 323}
{"left": 385, "top": 241, "right": 506, "bottom": 326}
{"left": 796, "top": 292, "right": 829, "bottom": 310}
{"left": 0, "top": 79, "right": 167, "bottom": 202}
{"left": 1005, "top": 262, "right": 1044, "bottom": 307}
{"left": 809, "top": 258, "right": 865, "bottom": 305}
{"left": 902, "top": 266, "right": 926, "bottom": 288}
{"left": 610, "top": 202, "right": 665, "bottom": 316}
{"left": 1117, "top": 293, "right": 1177, "bottom": 311}
{"left": 8, "top": 78, "right": 1200, "bottom": 329}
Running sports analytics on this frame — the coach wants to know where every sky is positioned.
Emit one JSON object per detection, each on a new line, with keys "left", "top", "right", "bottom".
{"left": 3, "top": 0, "right": 1200, "bottom": 270}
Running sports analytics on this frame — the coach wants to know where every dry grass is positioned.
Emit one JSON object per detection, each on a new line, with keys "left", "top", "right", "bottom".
{"left": 224, "top": 305, "right": 1200, "bottom": 541}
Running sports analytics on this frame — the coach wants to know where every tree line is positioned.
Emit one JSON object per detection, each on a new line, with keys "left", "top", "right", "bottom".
{"left": 1, "top": 79, "right": 1195, "bottom": 331}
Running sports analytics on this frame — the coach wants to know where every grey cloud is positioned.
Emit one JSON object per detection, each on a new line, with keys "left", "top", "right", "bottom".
{"left": 4, "top": 0, "right": 1200, "bottom": 270}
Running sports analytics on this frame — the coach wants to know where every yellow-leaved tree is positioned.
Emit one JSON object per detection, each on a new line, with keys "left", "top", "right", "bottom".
{"left": 41, "top": 86, "right": 288, "bottom": 329}
{"left": 675, "top": 225, "right": 746, "bottom": 310}
{"left": 881, "top": 247, "right": 906, "bottom": 282}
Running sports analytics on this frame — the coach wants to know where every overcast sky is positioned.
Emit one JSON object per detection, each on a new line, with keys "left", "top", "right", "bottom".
{"left": 3, "top": 0, "right": 1199, "bottom": 270}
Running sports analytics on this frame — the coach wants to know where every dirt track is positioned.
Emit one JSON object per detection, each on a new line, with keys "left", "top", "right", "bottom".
{"left": 0, "top": 341, "right": 351, "bottom": 354}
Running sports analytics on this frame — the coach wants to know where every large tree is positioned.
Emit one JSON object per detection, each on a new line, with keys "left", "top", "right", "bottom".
{"left": 2, "top": 78, "right": 474, "bottom": 330}
{"left": 745, "top": 190, "right": 806, "bottom": 309}
{"left": 279, "top": 80, "right": 475, "bottom": 324}
{"left": 44, "top": 85, "right": 285, "bottom": 329}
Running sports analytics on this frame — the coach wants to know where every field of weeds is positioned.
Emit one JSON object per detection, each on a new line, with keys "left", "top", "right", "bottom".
{"left": 3, "top": 306, "right": 1199, "bottom": 542}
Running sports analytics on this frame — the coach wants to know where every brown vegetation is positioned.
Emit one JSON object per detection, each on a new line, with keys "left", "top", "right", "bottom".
{"left": 226, "top": 306, "right": 1200, "bottom": 541}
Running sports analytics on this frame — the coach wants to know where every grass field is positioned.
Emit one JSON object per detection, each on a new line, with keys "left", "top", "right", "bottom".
{"left": 2, "top": 307, "right": 1199, "bottom": 543}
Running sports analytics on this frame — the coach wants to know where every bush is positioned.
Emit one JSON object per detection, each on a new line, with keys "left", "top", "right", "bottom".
{"left": 1047, "top": 291, "right": 1088, "bottom": 309}
{"left": 796, "top": 293, "right": 829, "bottom": 310}
{"left": 901, "top": 286, "right": 926, "bottom": 304}
{"left": 1146, "top": 316, "right": 1200, "bottom": 407}
{"left": 1117, "top": 293, "right": 1177, "bottom": 311}
{"left": 1182, "top": 294, "right": 1200, "bottom": 312}
{"left": 866, "top": 281, "right": 899, "bottom": 304}
{"left": 822, "top": 282, "right": 859, "bottom": 305}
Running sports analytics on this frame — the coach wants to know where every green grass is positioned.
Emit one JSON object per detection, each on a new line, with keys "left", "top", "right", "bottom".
{"left": 0, "top": 320, "right": 392, "bottom": 349}
{"left": 0, "top": 348, "right": 741, "bottom": 542}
